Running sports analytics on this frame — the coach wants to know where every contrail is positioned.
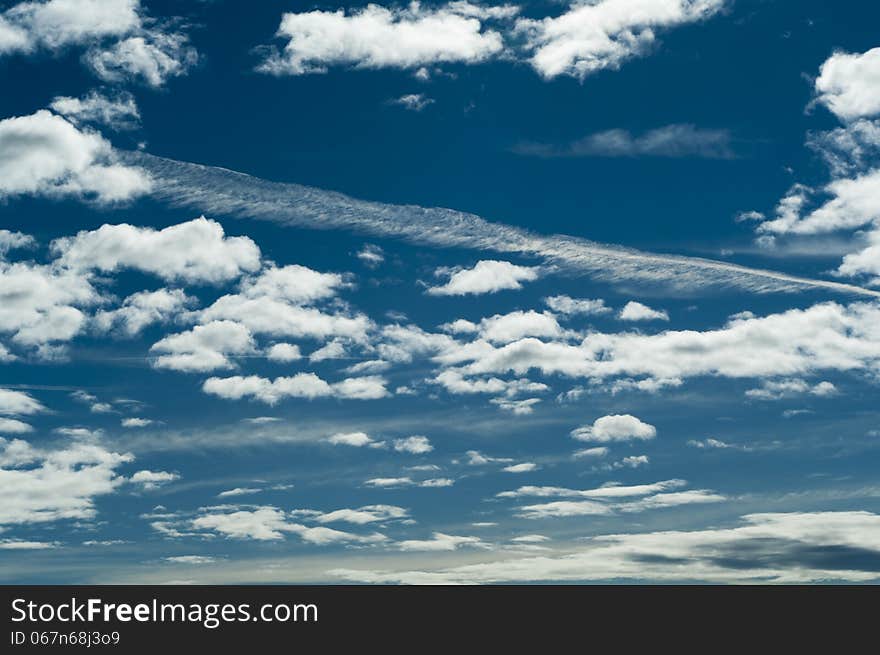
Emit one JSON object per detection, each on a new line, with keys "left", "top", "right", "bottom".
{"left": 127, "top": 152, "right": 880, "bottom": 298}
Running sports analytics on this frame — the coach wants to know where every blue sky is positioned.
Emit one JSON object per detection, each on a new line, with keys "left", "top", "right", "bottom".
{"left": 2, "top": 0, "right": 880, "bottom": 583}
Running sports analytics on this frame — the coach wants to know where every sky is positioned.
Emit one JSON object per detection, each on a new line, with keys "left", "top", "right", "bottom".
{"left": 1, "top": 0, "right": 880, "bottom": 584}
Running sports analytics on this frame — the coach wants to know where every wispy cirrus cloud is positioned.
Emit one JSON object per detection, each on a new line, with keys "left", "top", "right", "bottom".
{"left": 512, "top": 124, "right": 735, "bottom": 159}
{"left": 122, "top": 152, "right": 880, "bottom": 299}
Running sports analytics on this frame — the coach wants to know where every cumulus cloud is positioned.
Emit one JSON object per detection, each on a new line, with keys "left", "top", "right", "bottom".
{"left": 53, "top": 217, "right": 262, "bottom": 284}
{"left": 202, "top": 374, "right": 389, "bottom": 404}
{"left": 0, "top": 0, "right": 198, "bottom": 86}
{"left": 197, "top": 264, "right": 370, "bottom": 345}
{"left": 49, "top": 90, "right": 140, "bottom": 131}
{"left": 389, "top": 93, "right": 435, "bottom": 111}
{"left": 756, "top": 170, "right": 880, "bottom": 236}
{"left": 356, "top": 244, "right": 385, "bottom": 268}
{"left": 94, "top": 288, "right": 193, "bottom": 336}
{"left": 0, "top": 110, "right": 151, "bottom": 202}
{"left": 543, "top": 295, "right": 610, "bottom": 316}
{"left": 393, "top": 435, "right": 433, "bottom": 454}
{"left": 129, "top": 469, "right": 178, "bottom": 490}
{"left": 571, "top": 414, "right": 657, "bottom": 443}
{"left": 0, "top": 417, "right": 33, "bottom": 434}
{"left": 190, "top": 506, "right": 385, "bottom": 544}
{"left": 0, "top": 438, "right": 132, "bottom": 525}
{"left": 150, "top": 321, "right": 255, "bottom": 373}
{"left": 503, "top": 462, "right": 538, "bottom": 473}
{"left": 514, "top": 124, "right": 734, "bottom": 159}
{"left": 514, "top": 0, "right": 727, "bottom": 80}
{"left": 312, "top": 505, "right": 408, "bottom": 525}
{"left": 326, "top": 431, "right": 381, "bottom": 447}
{"left": 477, "top": 310, "right": 563, "bottom": 343}
{"left": 619, "top": 301, "right": 669, "bottom": 322}
{"left": 815, "top": 47, "right": 880, "bottom": 121}
{"left": 120, "top": 417, "right": 152, "bottom": 428}
{"left": 427, "top": 260, "right": 541, "bottom": 296}
{"left": 838, "top": 228, "right": 880, "bottom": 285}
{"left": 499, "top": 479, "right": 720, "bottom": 518}
{"left": 333, "top": 511, "right": 880, "bottom": 583}
{"left": 397, "top": 532, "right": 487, "bottom": 552}
{"left": 0, "top": 389, "right": 46, "bottom": 416}
{"left": 745, "top": 379, "right": 837, "bottom": 401}
{"left": 491, "top": 397, "right": 542, "bottom": 414}
{"left": 85, "top": 29, "right": 198, "bottom": 87}
{"left": 257, "top": 2, "right": 510, "bottom": 75}
{"left": 0, "top": 0, "right": 139, "bottom": 54}
{"left": 266, "top": 343, "right": 302, "bottom": 362}
{"left": 364, "top": 477, "right": 413, "bottom": 488}
{"left": 437, "top": 302, "right": 880, "bottom": 387}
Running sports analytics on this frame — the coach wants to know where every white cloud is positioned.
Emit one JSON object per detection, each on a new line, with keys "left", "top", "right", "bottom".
{"left": 0, "top": 439, "right": 132, "bottom": 525}
{"left": 199, "top": 264, "right": 369, "bottom": 345}
{"left": 491, "top": 397, "right": 542, "bottom": 414}
{"left": 309, "top": 340, "right": 348, "bottom": 362}
{"left": 0, "top": 259, "right": 102, "bottom": 349}
{"left": 499, "top": 479, "right": 685, "bottom": 500}
{"left": 190, "top": 506, "right": 386, "bottom": 545}
{"left": 0, "top": 0, "right": 197, "bottom": 86}
{"left": 335, "top": 511, "right": 880, "bottom": 584}
{"left": 94, "top": 288, "right": 193, "bottom": 336}
{"left": 239, "top": 264, "right": 347, "bottom": 304}
{"left": 571, "top": 414, "right": 656, "bottom": 443}
{"left": 150, "top": 321, "right": 255, "bottom": 373}
{"left": 326, "top": 431, "right": 380, "bottom": 447}
{"left": 477, "top": 310, "right": 563, "bottom": 343}
{"left": 53, "top": 217, "right": 262, "bottom": 284}
{"left": 0, "top": 539, "right": 58, "bottom": 549}
{"left": 465, "top": 449, "right": 512, "bottom": 466}
{"left": 364, "top": 477, "right": 413, "bottom": 488}
{"left": 441, "top": 302, "right": 880, "bottom": 385}
{"left": 815, "top": 47, "right": 880, "bottom": 121}
{"left": 757, "top": 170, "right": 880, "bottom": 236}
{"left": 164, "top": 555, "right": 215, "bottom": 565}
{"left": 0, "top": 230, "right": 34, "bottom": 258}
{"left": 217, "top": 487, "right": 261, "bottom": 498}
{"left": 49, "top": 90, "right": 140, "bottom": 130}
{"left": 573, "top": 446, "right": 609, "bottom": 459}
{"left": 544, "top": 295, "right": 610, "bottom": 316}
{"left": 838, "top": 228, "right": 880, "bottom": 285}
{"left": 0, "top": 417, "right": 33, "bottom": 434}
{"left": 120, "top": 417, "right": 152, "bottom": 428}
{"left": 515, "top": 0, "right": 726, "bottom": 80}
{"left": 390, "top": 93, "right": 435, "bottom": 111}
{"left": 258, "top": 3, "right": 508, "bottom": 75}
{"left": 515, "top": 124, "right": 733, "bottom": 159}
{"left": 130, "top": 469, "right": 178, "bottom": 490}
{"left": 420, "top": 477, "right": 454, "bottom": 487}
{"left": 503, "top": 462, "right": 538, "bottom": 473}
{"left": 397, "top": 532, "right": 487, "bottom": 552}
{"left": 0, "top": 0, "right": 139, "bottom": 53}
{"left": 433, "top": 369, "right": 548, "bottom": 400}
{"left": 427, "top": 260, "right": 541, "bottom": 296}
{"left": 266, "top": 343, "right": 302, "bottom": 363}
{"left": 745, "top": 378, "right": 837, "bottom": 401}
{"left": 313, "top": 505, "right": 408, "bottom": 525}
{"left": 619, "top": 301, "right": 669, "bottom": 322}
{"left": 86, "top": 29, "right": 198, "bottom": 87}
{"left": 202, "top": 374, "right": 389, "bottom": 404}
{"left": 506, "top": 480, "right": 719, "bottom": 518}
{"left": 356, "top": 244, "right": 385, "bottom": 268}
{"left": 0, "top": 110, "right": 151, "bottom": 202}
{"left": 393, "top": 435, "right": 433, "bottom": 454}
{"left": 0, "top": 389, "right": 46, "bottom": 416}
